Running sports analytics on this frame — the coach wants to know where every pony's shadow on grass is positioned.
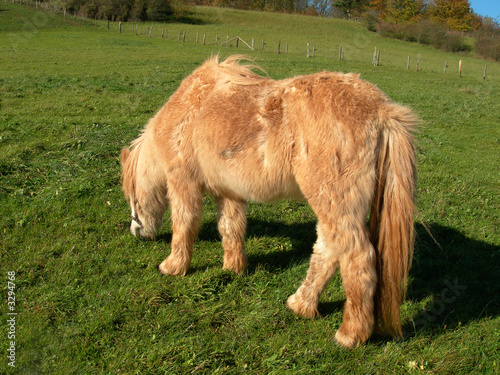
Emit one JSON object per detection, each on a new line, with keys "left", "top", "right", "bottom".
{"left": 159, "top": 218, "right": 500, "bottom": 336}
{"left": 243, "top": 221, "right": 500, "bottom": 334}
{"left": 244, "top": 218, "right": 317, "bottom": 273}
{"left": 403, "top": 223, "right": 500, "bottom": 337}
{"left": 249, "top": 220, "right": 499, "bottom": 336}
{"left": 184, "top": 217, "right": 317, "bottom": 273}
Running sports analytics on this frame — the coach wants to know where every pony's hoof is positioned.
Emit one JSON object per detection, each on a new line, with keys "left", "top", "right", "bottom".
{"left": 334, "top": 327, "right": 365, "bottom": 349}
{"left": 159, "top": 257, "right": 189, "bottom": 276}
{"left": 286, "top": 294, "right": 319, "bottom": 319}
{"left": 222, "top": 255, "right": 247, "bottom": 275}
{"left": 334, "top": 330, "right": 358, "bottom": 349}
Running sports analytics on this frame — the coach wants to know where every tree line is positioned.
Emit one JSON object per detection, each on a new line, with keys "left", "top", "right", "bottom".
{"left": 62, "top": 0, "right": 191, "bottom": 22}
{"left": 53, "top": 0, "right": 499, "bottom": 59}
{"left": 198, "top": 0, "right": 491, "bottom": 32}
{"left": 58, "top": 0, "right": 488, "bottom": 32}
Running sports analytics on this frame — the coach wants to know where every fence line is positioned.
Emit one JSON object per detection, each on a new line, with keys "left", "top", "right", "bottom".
{"left": 8, "top": 0, "right": 491, "bottom": 80}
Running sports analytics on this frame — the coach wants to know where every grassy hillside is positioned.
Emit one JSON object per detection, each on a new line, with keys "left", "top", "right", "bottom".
{"left": 1, "top": 2, "right": 499, "bottom": 374}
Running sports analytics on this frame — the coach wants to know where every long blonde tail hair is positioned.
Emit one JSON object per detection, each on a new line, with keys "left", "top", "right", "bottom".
{"left": 370, "top": 103, "right": 417, "bottom": 337}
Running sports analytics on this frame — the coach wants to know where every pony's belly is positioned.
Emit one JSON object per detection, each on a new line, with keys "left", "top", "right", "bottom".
{"left": 232, "top": 177, "right": 305, "bottom": 203}
{"left": 201, "top": 160, "right": 304, "bottom": 203}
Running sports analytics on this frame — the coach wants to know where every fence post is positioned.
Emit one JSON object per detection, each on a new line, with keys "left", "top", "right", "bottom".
{"left": 444, "top": 60, "right": 447, "bottom": 73}
{"left": 286, "top": 42, "right": 288, "bottom": 53}
{"left": 119, "top": 21, "right": 121, "bottom": 33}
{"left": 459, "top": 60, "right": 462, "bottom": 78}
{"left": 483, "top": 65, "right": 487, "bottom": 80}
{"left": 307, "top": 43, "right": 310, "bottom": 58}
{"left": 203, "top": 33, "right": 206, "bottom": 45}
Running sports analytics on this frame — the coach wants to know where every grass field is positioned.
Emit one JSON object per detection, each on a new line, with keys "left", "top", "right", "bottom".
{"left": 1, "top": 2, "right": 499, "bottom": 373}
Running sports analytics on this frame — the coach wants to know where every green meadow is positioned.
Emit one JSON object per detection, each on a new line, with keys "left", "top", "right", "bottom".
{"left": 1, "top": 2, "right": 499, "bottom": 373}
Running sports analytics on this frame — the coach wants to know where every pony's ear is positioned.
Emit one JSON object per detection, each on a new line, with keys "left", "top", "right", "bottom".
{"left": 121, "top": 148, "right": 130, "bottom": 167}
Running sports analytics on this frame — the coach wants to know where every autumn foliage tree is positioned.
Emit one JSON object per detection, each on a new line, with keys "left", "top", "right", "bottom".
{"left": 61, "top": 0, "right": 485, "bottom": 36}
{"left": 368, "top": 0, "right": 387, "bottom": 17}
{"left": 428, "top": 0, "right": 480, "bottom": 31}
{"left": 385, "top": 0, "right": 425, "bottom": 23}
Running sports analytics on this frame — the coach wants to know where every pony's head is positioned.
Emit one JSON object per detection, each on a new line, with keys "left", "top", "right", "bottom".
{"left": 120, "top": 137, "right": 168, "bottom": 239}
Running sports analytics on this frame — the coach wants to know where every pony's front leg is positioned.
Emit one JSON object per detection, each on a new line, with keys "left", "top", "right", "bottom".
{"left": 159, "top": 183, "right": 202, "bottom": 276}
{"left": 216, "top": 197, "right": 247, "bottom": 275}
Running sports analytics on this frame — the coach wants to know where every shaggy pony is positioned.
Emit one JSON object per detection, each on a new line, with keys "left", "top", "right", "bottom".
{"left": 121, "top": 55, "right": 417, "bottom": 348}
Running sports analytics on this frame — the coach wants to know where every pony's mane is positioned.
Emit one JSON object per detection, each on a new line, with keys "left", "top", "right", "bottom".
{"left": 121, "top": 134, "right": 144, "bottom": 201}
{"left": 202, "top": 55, "right": 270, "bottom": 86}
{"left": 121, "top": 56, "right": 267, "bottom": 201}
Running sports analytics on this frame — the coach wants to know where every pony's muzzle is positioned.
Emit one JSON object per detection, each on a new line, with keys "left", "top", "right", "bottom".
{"left": 130, "top": 219, "right": 143, "bottom": 237}
{"left": 130, "top": 218, "right": 156, "bottom": 239}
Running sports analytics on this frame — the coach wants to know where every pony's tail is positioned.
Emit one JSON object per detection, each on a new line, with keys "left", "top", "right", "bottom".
{"left": 369, "top": 103, "right": 417, "bottom": 338}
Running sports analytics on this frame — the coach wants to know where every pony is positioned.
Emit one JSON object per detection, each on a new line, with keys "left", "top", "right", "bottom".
{"left": 120, "top": 55, "right": 417, "bottom": 348}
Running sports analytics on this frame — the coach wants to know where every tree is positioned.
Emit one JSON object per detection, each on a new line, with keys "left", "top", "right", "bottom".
{"left": 386, "top": 0, "right": 425, "bottom": 23}
{"left": 295, "top": 0, "right": 310, "bottom": 13}
{"left": 130, "top": 0, "right": 147, "bottom": 20}
{"left": 369, "top": 0, "right": 387, "bottom": 17}
{"left": 312, "top": 0, "right": 330, "bottom": 16}
{"left": 474, "top": 17, "right": 500, "bottom": 60}
{"left": 333, "top": 0, "right": 368, "bottom": 18}
{"left": 146, "top": 0, "right": 173, "bottom": 21}
{"left": 429, "top": 0, "right": 478, "bottom": 31}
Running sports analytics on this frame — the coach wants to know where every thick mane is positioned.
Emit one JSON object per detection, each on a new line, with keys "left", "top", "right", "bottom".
{"left": 121, "top": 134, "right": 144, "bottom": 201}
{"left": 202, "top": 55, "right": 270, "bottom": 86}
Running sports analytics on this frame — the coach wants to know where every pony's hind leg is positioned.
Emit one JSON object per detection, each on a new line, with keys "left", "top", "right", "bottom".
{"left": 287, "top": 219, "right": 377, "bottom": 348}
{"left": 286, "top": 224, "right": 339, "bottom": 318}
{"left": 159, "top": 182, "right": 202, "bottom": 276}
{"left": 288, "top": 152, "right": 377, "bottom": 347}
{"left": 216, "top": 197, "right": 247, "bottom": 275}
{"left": 334, "top": 230, "right": 377, "bottom": 348}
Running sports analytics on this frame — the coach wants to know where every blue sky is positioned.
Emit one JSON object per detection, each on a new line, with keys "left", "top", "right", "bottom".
{"left": 468, "top": 0, "right": 500, "bottom": 19}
